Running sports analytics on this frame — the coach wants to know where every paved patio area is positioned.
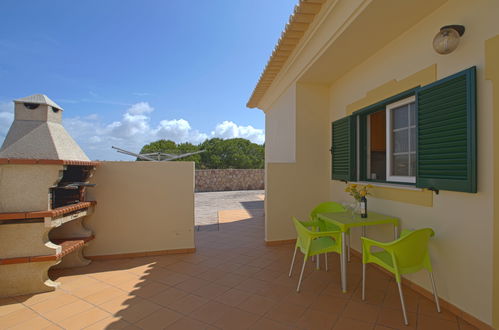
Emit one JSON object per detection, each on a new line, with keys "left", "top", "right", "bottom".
{"left": 0, "top": 201, "right": 478, "bottom": 329}
{"left": 195, "top": 190, "right": 264, "bottom": 227}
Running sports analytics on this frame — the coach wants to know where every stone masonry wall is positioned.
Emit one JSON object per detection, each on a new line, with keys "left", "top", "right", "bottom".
{"left": 195, "top": 169, "right": 264, "bottom": 192}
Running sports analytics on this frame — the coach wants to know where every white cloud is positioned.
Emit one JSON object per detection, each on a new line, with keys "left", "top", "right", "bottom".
{"left": 0, "top": 101, "right": 265, "bottom": 160}
{"left": 155, "top": 119, "right": 208, "bottom": 144}
{"left": 127, "top": 102, "right": 154, "bottom": 115}
{"left": 212, "top": 121, "right": 265, "bottom": 144}
{"left": 0, "top": 102, "right": 14, "bottom": 141}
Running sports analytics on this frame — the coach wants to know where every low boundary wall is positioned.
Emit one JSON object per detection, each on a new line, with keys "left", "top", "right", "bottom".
{"left": 195, "top": 169, "right": 264, "bottom": 192}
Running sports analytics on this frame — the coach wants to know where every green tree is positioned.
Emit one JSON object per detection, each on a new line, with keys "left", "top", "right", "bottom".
{"left": 138, "top": 138, "right": 264, "bottom": 169}
{"left": 138, "top": 139, "right": 177, "bottom": 161}
{"left": 199, "top": 138, "right": 264, "bottom": 169}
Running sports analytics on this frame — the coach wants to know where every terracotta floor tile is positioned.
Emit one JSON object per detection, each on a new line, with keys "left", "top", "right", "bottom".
{"left": 152, "top": 271, "right": 191, "bottom": 286}
{"left": 134, "top": 307, "right": 182, "bottom": 329}
{"left": 195, "top": 268, "right": 228, "bottom": 282}
{"left": 148, "top": 287, "right": 188, "bottom": 307}
{"left": 373, "top": 326, "right": 394, "bottom": 330}
{"left": 98, "top": 295, "right": 133, "bottom": 314}
{"left": 457, "top": 318, "right": 480, "bottom": 330}
{"left": 109, "top": 298, "right": 161, "bottom": 323}
{"left": 418, "top": 297, "right": 456, "bottom": 321}
{"left": 213, "top": 306, "right": 260, "bottom": 330}
{"left": 114, "top": 278, "right": 146, "bottom": 293}
{"left": 8, "top": 315, "right": 55, "bottom": 330}
{"left": 342, "top": 300, "right": 381, "bottom": 324}
{"left": 14, "top": 290, "right": 63, "bottom": 306}
{"left": 165, "top": 317, "right": 213, "bottom": 330}
{"left": 383, "top": 287, "right": 419, "bottom": 313}
{"left": 232, "top": 264, "right": 262, "bottom": 276}
{"left": 320, "top": 281, "right": 351, "bottom": 298}
{"left": 213, "top": 273, "right": 248, "bottom": 287}
{"left": 264, "top": 301, "right": 306, "bottom": 325}
{"left": 235, "top": 278, "right": 268, "bottom": 294}
{"left": 68, "top": 281, "right": 111, "bottom": 299}
{"left": 0, "top": 297, "right": 25, "bottom": 317}
{"left": 191, "top": 282, "right": 231, "bottom": 299}
{"left": 84, "top": 316, "right": 132, "bottom": 329}
{"left": 333, "top": 317, "right": 374, "bottom": 330}
{"left": 84, "top": 287, "right": 129, "bottom": 306}
{"left": 376, "top": 306, "right": 417, "bottom": 329}
{"left": 40, "top": 299, "right": 94, "bottom": 322}
{"left": 237, "top": 294, "right": 276, "bottom": 315}
{"left": 309, "top": 294, "right": 349, "bottom": 314}
{"left": 168, "top": 294, "right": 209, "bottom": 314}
{"left": 282, "top": 291, "right": 317, "bottom": 309}
{"left": 30, "top": 292, "right": 79, "bottom": 314}
{"left": 132, "top": 281, "right": 169, "bottom": 298}
{"left": 0, "top": 307, "right": 38, "bottom": 329}
{"left": 175, "top": 277, "right": 211, "bottom": 293}
{"left": 190, "top": 301, "right": 233, "bottom": 324}
{"left": 417, "top": 314, "right": 459, "bottom": 330}
{"left": 248, "top": 317, "right": 292, "bottom": 330}
{"left": 1, "top": 212, "right": 477, "bottom": 330}
{"left": 60, "top": 276, "right": 101, "bottom": 292}
{"left": 56, "top": 307, "right": 110, "bottom": 329}
{"left": 351, "top": 286, "right": 386, "bottom": 306}
{"left": 215, "top": 288, "right": 251, "bottom": 306}
{"left": 295, "top": 308, "right": 339, "bottom": 330}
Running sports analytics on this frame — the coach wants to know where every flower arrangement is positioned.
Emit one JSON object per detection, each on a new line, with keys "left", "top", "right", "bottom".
{"left": 345, "top": 183, "right": 373, "bottom": 201}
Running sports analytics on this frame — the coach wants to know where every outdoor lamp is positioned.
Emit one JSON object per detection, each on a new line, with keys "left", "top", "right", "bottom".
{"left": 433, "top": 25, "right": 465, "bottom": 54}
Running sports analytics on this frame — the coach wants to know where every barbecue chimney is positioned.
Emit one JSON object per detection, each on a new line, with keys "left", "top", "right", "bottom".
{"left": 0, "top": 94, "right": 89, "bottom": 161}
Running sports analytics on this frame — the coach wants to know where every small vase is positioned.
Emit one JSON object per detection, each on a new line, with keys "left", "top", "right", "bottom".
{"left": 353, "top": 201, "right": 362, "bottom": 215}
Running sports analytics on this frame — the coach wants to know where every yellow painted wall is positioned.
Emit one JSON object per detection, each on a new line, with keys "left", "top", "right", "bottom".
{"left": 325, "top": 1, "right": 499, "bottom": 324}
{"left": 485, "top": 34, "right": 499, "bottom": 330}
{"left": 265, "top": 84, "right": 296, "bottom": 163}
{"left": 265, "top": 83, "right": 330, "bottom": 241}
{"left": 262, "top": 0, "right": 499, "bottom": 325}
{"left": 85, "top": 161, "right": 195, "bottom": 256}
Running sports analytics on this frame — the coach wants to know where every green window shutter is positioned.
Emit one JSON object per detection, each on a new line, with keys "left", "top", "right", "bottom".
{"left": 331, "top": 116, "right": 356, "bottom": 181}
{"left": 416, "top": 66, "right": 476, "bottom": 193}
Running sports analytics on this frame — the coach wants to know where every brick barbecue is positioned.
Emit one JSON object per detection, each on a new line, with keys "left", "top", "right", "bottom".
{"left": 0, "top": 94, "right": 98, "bottom": 297}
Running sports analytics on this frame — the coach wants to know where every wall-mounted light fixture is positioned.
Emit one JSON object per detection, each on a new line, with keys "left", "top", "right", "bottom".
{"left": 433, "top": 25, "right": 465, "bottom": 55}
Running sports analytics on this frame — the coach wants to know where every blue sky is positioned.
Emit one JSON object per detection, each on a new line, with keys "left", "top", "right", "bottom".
{"left": 0, "top": 1, "right": 296, "bottom": 160}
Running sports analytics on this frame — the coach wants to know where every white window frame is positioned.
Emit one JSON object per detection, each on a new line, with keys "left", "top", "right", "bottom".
{"left": 386, "top": 96, "right": 416, "bottom": 183}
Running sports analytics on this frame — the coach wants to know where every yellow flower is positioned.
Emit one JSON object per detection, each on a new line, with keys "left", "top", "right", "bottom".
{"left": 360, "top": 190, "right": 367, "bottom": 197}
{"left": 351, "top": 184, "right": 358, "bottom": 189}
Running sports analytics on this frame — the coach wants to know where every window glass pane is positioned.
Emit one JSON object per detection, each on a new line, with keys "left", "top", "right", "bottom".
{"left": 410, "top": 127, "right": 416, "bottom": 152}
{"left": 410, "top": 152, "right": 416, "bottom": 176}
{"left": 392, "top": 105, "right": 409, "bottom": 129}
{"left": 410, "top": 103, "right": 416, "bottom": 126}
{"left": 392, "top": 154, "right": 409, "bottom": 176}
{"left": 393, "top": 129, "right": 408, "bottom": 153}
{"left": 367, "top": 110, "right": 386, "bottom": 180}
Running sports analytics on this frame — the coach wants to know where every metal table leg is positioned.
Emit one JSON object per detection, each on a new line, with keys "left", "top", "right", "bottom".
{"left": 341, "top": 231, "right": 347, "bottom": 293}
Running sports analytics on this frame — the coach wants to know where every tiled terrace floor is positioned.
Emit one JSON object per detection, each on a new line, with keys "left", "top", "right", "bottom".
{"left": 1, "top": 212, "right": 478, "bottom": 329}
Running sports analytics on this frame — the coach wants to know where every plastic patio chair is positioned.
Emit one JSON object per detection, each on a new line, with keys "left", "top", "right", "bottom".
{"left": 310, "top": 202, "right": 351, "bottom": 267}
{"left": 361, "top": 228, "right": 441, "bottom": 325}
{"left": 289, "top": 216, "right": 343, "bottom": 292}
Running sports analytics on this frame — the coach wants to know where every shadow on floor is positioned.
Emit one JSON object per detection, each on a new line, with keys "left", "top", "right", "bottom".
{"left": 4, "top": 213, "right": 477, "bottom": 329}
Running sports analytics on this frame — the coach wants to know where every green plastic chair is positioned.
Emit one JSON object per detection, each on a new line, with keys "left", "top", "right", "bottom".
{"left": 310, "top": 202, "right": 351, "bottom": 268}
{"left": 289, "top": 217, "right": 343, "bottom": 292}
{"left": 361, "top": 228, "right": 441, "bottom": 325}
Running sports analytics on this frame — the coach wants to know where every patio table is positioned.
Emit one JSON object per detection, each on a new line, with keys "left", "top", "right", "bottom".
{"left": 317, "top": 211, "right": 399, "bottom": 293}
